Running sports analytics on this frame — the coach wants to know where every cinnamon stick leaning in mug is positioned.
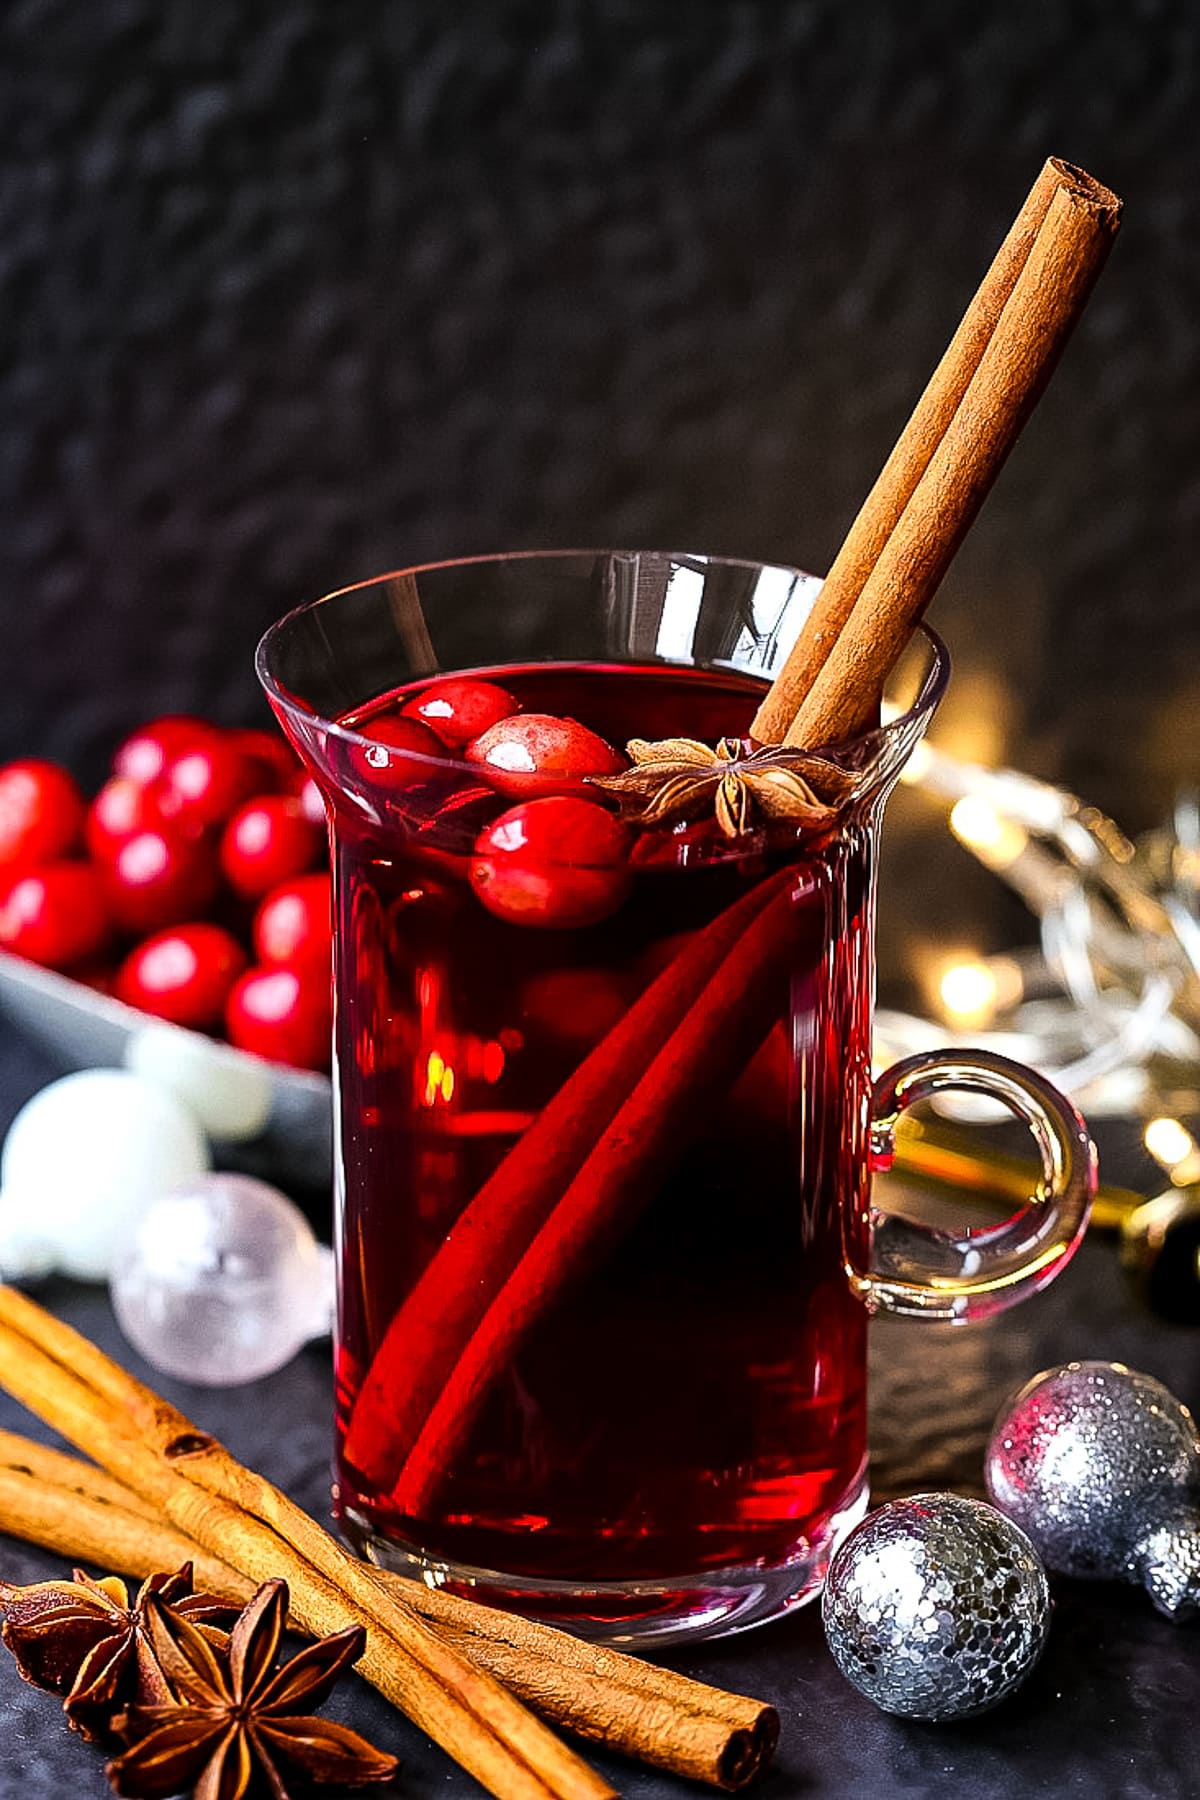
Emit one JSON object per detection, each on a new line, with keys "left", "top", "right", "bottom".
{"left": 752, "top": 157, "right": 1121, "bottom": 746}
{"left": 342, "top": 158, "right": 1121, "bottom": 1509}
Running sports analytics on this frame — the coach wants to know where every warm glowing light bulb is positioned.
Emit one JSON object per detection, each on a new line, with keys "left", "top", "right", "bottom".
{"left": 939, "top": 959, "right": 1000, "bottom": 1028}
{"left": 1143, "top": 1116, "right": 1199, "bottom": 1177}
{"left": 899, "top": 738, "right": 934, "bottom": 786}
{"left": 949, "top": 795, "right": 1028, "bottom": 868}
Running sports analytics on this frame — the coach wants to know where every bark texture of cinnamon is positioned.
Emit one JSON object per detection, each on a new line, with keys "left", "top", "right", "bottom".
{"left": 0, "top": 1286, "right": 614, "bottom": 1800}
{"left": 752, "top": 158, "right": 1121, "bottom": 748}
{"left": 0, "top": 1327, "right": 778, "bottom": 1792}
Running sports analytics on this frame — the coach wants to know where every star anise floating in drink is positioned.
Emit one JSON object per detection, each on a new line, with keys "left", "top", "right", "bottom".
{"left": 0, "top": 1562, "right": 234, "bottom": 1741}
{"left": 590, "top": 736, "right": 856, "bottom": 838}
{"left": 107, "top": 1578, "right": 397, "bottom": 1800}
{"left": 1, "top": 1563, "right": 397, "bottom": 1798}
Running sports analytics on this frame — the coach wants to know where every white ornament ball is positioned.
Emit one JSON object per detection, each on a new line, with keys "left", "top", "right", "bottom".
{"left": 110, "top": 1173, "right": 334, "bottom": 1386}
{"left": 1, "top": 1070, "right": 210, "bottom": 1281}
{"left": 125, "top": 1023, "right": 273, "bottom": 1143}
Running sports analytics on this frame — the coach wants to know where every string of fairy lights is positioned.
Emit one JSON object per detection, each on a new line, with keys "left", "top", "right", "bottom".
{"left": 876, "top": 713, "right": 1200, "bottom": 1189}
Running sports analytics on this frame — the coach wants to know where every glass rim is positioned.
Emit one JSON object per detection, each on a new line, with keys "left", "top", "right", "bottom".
{"left": 255, "top": 548, "right": 950, "bottom": 774}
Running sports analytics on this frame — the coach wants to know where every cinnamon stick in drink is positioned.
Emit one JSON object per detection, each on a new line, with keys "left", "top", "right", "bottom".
{"left": 344, "top": 866, "right": 788, "bottom": 1489}
{"left": 751, "top": 158, "right": 1120, "bottom": 746}
{"left": 784, "top": 173, "right": 1120, "bottom": 748}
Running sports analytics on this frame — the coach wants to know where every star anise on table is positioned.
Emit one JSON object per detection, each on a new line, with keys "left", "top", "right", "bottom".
{"left": 590, "top": 736, "right": 857, "bottom": 838}
{"left": 0, "top": 1562, "right": 235, "bottom": 1742}
{"left": 106, "top": 1577, "right": 397, "bottom": 1800}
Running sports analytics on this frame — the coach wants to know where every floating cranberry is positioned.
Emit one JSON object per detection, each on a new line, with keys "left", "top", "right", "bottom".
{"left": 219, "top": 796, "right": 323, "bottom": 899}
{"left": 116, "top": 923, "right": 247, "bottom": 1029}
{"left": 104, "top": 826, "right": 219, "bottom": 935}
{"left": 152, "top": 734, "right": 260, "bottom": 830}
{"left": 400, "top": 677, "right": 519, "bottom": 749}
{"left": 86, "top": 776, "right": 161, "bottom": 861}
{"left": 226, "top": 962, "right": 332, "bottom": 1070}
{"left": 0, "top": 863, "right": 112, "bottom": 969}
{"left": 112, "top": 715, "right": 211, "bottom": 787}
{"left": 0, "top": 760, "right": 87, "bottom": 869}
{"left": 346, "top": 716, "right": 446, "bottom": 790}
{"left": 466, "top": 713, "right": 625, "bottom": 796}
{"left": 470, "top": 797, "right": 631, "bottom": 929}
{"left": 252, "top": 873, "right": 332, "bottom": 968}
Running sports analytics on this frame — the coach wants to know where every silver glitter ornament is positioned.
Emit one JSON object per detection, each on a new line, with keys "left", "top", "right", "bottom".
{"left": 986, "top": 1360, "right": 1200, "bottom": 1623}
{"left": 821, "top": 1494, "right": 1050, "bottom": 1720}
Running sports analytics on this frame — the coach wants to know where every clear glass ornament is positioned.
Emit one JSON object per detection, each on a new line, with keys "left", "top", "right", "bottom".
{"left": 110, "top": 1173, "right": 334, "bottom": 1386}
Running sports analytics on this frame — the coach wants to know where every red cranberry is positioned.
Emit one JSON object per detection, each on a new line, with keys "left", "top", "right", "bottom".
{"left": 253, "top": 873, "right": 333, "bottom": 968}
{"left": 346, "top": 716, "right": 446, "bottom": 790}
{"left": 466, "top": 713, "right": 625, "bottom": 795}
{"left": 112, "top": 715, "right": 211, "bottom": 787}
{"left": 86, "top": 776, "right": 161, "bottom": 861}
{"left": 219, "top": 796, "right": 323, "bottom": 899}
{"left": 103, "top": 826, "right": 219, "bottom": 934}
{"left": 152, "top": 734, "right": 260, "bottom": 830}
{"left": 400, "top": 677, "right": 519, "bottom": 748}
{"left": 116, "top": 923, "right": 247, "bottom": 1029}
{"left": 226, "top": 962, "right": 332, "bottom": 1070}
{"left": 228, "top": 727, "right": 301, "bottom": 793}
{"left": 470, "top": 797, "right": 631, "bottom": 928}
{"left": 0, "top": 760, "right": 87, "bottom": 869}
{"left": 0, "top": 863, "right": 112, "bottom": 969}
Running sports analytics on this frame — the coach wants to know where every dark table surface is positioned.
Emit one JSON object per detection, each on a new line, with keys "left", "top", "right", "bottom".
{"left": 0, "top": 1027, "right": 1197, "bottom": 1800}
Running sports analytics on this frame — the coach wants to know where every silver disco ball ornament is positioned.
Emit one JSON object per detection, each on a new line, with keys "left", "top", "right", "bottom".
{"left": 821, "top": 1494, "right": 1050, "bottom": 1720}
{"left": 986, "top": 1360, "right": 1200, "bottom": 1623}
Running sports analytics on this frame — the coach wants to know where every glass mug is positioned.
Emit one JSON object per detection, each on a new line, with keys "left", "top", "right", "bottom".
{"left": 258, "top": 550, "right": 1095, "bottom": 1645}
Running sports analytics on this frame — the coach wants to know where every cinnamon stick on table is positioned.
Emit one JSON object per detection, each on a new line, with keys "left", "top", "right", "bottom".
{"left": 0, "top": 1430, "right": 774, "bottom": 1792}
{"left": 752, "top": 158, "right": 1121, "bottom": 747}
{"left": 0, "top": 1286, "right": 613, "bottom": 1800}
{"left": 0, "top": 1300, "right": 778, "bottom": 1795}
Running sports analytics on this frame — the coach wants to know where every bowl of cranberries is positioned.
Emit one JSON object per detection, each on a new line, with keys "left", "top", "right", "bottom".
{"left": 0, "top": 720, "right": 338, "bottom": 1174}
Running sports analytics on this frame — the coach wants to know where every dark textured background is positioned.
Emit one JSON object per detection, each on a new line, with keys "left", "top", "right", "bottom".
{"left": 1, "top": 0, "right": 1197, "bottom": 825}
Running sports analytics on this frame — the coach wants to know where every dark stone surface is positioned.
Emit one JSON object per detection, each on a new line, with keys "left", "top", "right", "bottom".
{"left": 0, "top": 1008, "right": 1197, "bottom": 1798}
{"left": 0, "top": 1, "right": 1197, "bottom": 827}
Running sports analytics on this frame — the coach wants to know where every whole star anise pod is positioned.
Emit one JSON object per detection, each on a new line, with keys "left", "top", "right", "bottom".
{"left": 107, "top": 1577, "right": 397, "bottom": 1800}
{"left": 590, "top": 736, "right": 857, "bottom": 838}
{"left": 0, "top": 1563, "right": 235, "bottom": 1742}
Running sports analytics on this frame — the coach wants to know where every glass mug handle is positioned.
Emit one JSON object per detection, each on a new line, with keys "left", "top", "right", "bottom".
{"left": 855, "top": 1049, "right": 1098, "bottom": 1321}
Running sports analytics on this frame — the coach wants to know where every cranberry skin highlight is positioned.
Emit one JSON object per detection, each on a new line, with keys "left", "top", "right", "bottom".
{"left": 470, "top": 796, "right": 631, "bottom": 928}
{"left": 226, "top": 962, "right": 332, "bottom": 1070}
{"left": 112, "top": 715, "right": 211, "bottom": 788}
{"left": 219, "top": 796, "right": 323, "bottom": 899}
{"left": 116, "top": 923, "right": 247, "bottom": 1029}
{"left": 400, "top": 677, "right": 519, "bottom": 749}
{"left": 0, "top": 760, "right": 87, "bottom": 869}
{"left": 466, "top": 713, "right": 625, "bottom": 795}
{"left": 0, "top": 863, "right": 113, "bottom": 969}
{"left": 346, "top": 716, "right": 446, "bottom": 791}
{"left": 104, "top": 826, "right": 219, "bottom": 935}
{"left": 253, "top": 873, "right": 333, "bottom": 967}
{"left": 152, "top": 735, "right": 261, "bottom": 831}
{"left": 86, "top": 776, "right": 161, "bottom": 861}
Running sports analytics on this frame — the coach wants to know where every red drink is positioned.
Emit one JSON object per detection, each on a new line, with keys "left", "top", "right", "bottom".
{"left": 328, "top": 662, "right": 874, "bottom": 1629}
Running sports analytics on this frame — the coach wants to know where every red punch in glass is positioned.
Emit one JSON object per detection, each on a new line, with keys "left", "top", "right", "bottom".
{"left": 258, "top": 551, "right": 1095, "bottom": 1645}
